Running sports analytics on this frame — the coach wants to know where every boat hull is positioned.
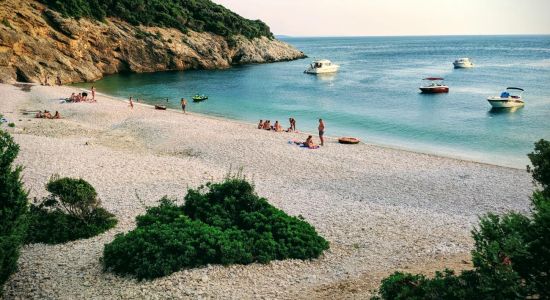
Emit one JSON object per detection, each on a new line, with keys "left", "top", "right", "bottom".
{"left": 453, "top": 62, "right": 474, "bottom": 68}
{"left": 420, "top": 86, "right": 449, "bottom": 93}
{"left": 487, "top": 98, "right": 524, "bottom": 108}
{"left": 305, "top": 66, "right": 340, "bottom": 74}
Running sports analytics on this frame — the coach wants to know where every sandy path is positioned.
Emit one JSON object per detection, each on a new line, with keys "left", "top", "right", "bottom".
{"left": 0, "top": 83, "right": 532, "bottom": 299}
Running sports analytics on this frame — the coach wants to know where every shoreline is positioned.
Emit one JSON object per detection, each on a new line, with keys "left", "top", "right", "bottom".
{"left": 77, "top": 84, "right": 524, "bottom": 171}
{"left": 0, "top": 83, "right": 532, "bottom": 298}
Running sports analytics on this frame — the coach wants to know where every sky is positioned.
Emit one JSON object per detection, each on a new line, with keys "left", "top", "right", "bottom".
{"left": 213, "top": 0, "right": 550, "bottom": 36}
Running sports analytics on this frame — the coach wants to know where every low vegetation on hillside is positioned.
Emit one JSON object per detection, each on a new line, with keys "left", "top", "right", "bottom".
{"left": 103, "top": 178, "right": 329, "bottom": 279}
{"left": 371, "top": 139, "right": 550, "bottom": 300}
{"left": 40, "top": 0, "right": 273, "bottom": 39}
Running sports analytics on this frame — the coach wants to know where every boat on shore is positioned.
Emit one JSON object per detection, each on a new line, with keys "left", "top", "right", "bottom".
{"left": 304, "top": 59, "right": 339, "bottom": 74}
{"left": 453, "top": 58, "right": 474, "bottom": 68}
{"left": 338, "top": 137, "right": 360, "bottom": 144}
{"left": 487, "top": 87, "right": 525, "bottom": 108}
{"left": 419, "top": 78, "right": 449, "bottom": 93}
{"left": 192, "top": 95, "right": 208, "bottom": 102}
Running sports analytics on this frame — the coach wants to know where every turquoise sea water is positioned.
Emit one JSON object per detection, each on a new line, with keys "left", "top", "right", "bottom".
{"left": 77, "top": 36, "right": 550, "bottom": 168}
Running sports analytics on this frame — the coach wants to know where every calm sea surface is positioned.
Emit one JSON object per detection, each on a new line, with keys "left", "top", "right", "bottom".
{"left": 76, "top": 36, "right": 550, "bottom": 168}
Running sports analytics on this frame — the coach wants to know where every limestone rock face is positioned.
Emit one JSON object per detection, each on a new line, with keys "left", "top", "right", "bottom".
{"left": 0, "top": 0, "right": 306, "bottom": 84}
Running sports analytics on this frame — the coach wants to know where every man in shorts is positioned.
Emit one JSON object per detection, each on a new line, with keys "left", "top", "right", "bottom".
{"left": 318, "top": 119, "right": 325, "bottom": 146}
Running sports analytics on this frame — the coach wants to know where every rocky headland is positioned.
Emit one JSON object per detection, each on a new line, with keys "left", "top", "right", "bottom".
{"left": 0, "top": 0, "right": 306, "bottom": 84}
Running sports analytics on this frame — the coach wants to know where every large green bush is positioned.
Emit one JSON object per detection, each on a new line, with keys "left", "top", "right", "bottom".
{"left": 40, "top": 0, "right": 273, "bottom": 39}
{"left": 103, "top": 179, "right": 329, "bottom": 279}
{"left": 372, "top": 139, "right": 550, "bottom": 299}
{"left": 26, "top": 177, "right": 117, "bottom": 244}
{"left": 528, "top": 139, "right": 550, "bottom": 198}
{"left": 0, "top": 131, "right": 28, "bottom": 292}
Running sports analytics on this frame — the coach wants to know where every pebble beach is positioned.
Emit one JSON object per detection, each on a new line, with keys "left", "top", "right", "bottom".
{"left": 0, "top": 83, "right": 533, "bottom": 299}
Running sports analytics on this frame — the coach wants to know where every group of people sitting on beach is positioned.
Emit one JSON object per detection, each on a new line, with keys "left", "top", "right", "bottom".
{"left": 257, "top": 117, "right": 296, "bottom": 132}
{"left": 257, "top": 117, "right": 324, "bottom": 148}
{"left": 258, "top": 117, "right": 325, "bottom": 149}
{"left": 35, "top": 110, "right": 61, "bottom": 119}
{"left": 67, "top": 87, "right": 96, "bottom": 103}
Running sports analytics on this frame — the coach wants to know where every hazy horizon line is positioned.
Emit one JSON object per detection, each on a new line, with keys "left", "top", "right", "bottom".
{"left": 275, "top": 33, "right": 550, "bottom": 38}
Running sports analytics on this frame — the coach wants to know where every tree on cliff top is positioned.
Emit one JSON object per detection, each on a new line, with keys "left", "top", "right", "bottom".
{"left": 40, "top": 0, "right": 274, "bottom": 39}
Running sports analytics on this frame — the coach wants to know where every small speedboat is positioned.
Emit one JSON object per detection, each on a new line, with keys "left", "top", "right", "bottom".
{"left": 304, "top": 59, "right": 339, "bottom": 74}
{"left": 453, "top": 58, "right": 474, "bottom": 68}
{"left": 192, "top": 95, "right": 208, "bottom": 102}
{"left": 419, "top": 78, "right": 449, "bottom": 93}
{"left": 487, "top": 87, "right": 525, "bottom": 108}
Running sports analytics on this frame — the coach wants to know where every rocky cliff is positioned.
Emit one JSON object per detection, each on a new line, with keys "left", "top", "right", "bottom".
{"left": 0, "top": 0, "right": 306, "bottom": 84}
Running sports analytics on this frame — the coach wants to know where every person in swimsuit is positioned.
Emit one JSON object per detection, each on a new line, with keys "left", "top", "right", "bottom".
{"left": 263, "top": 120, "right": 271, "bottom": 130}
{"left": 304, "top": 135, "right": 318, "bottom": 148}
{"left": 257, "top": 120, "right": 263, "bottom": 129}
{"left": 288, "top": 117, "right": 296, "bottom": 132}
{"left": 181, "top": 98, "right": 187, "bottom": 114}
{"left": 318, "top": 119, "right": 325, "bottom": 146}
{"left": 129, "top": 96, "right": 134, "bottom": 109}
{"left": 91, "top": 86, "right": 96, "bottom": 102}
{"left": 274, "top": 120, "right": 283, "bottom": 132}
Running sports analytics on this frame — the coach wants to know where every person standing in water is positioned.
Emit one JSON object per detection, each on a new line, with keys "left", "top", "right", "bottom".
{"left": 180, "top": 98, "right": 187, "bottom": 114}
{"left": 318, "top": 119, "right": 325, "bottom": 146}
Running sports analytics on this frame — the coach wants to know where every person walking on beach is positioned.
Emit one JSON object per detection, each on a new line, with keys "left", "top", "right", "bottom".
{"left": 181, "top": 98, "right": 187, "bottom": 114}
{"left": 318, "top": 118, "right": 325, "bottom": 146}
{"left": 91, "top": 86, "right": 96, "bottom": 102}
{"left": 56, "top": 75, "right": 62, "bottom": 86}
{"left": 129, "top": 96, "right": 134, "bottom": 109}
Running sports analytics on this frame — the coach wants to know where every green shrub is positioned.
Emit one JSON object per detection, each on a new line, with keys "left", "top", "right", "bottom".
{"left": 528, "top": 139, "right": 550, "bottom": 197}
{"left": 1, "top": 17, "right": 13, "bottom": 29}
{"left": 40, "top": 0, "right": 273, "bottom": 39}
{"left": 372, "top": 139, "right": 550, "bottom": 299}
{"left": 26, "top": 177, "right": 117, "bottom": 244}
{"left": 7, "top": 123, "right": 14, "bottom": 128}
{"left": 103, "top": 179, "right": 329, "bottom": 279}
{"left": 0, "top": 131, "right": 28, "bottom": 292}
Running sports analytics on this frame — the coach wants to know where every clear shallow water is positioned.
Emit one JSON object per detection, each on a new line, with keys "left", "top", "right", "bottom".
{"left": 76, "top": 35, "right": 550, "bottom": 168}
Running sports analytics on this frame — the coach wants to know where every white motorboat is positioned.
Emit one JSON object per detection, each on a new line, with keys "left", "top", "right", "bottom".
{"left": 487, "top": 87, "right": 525, "bottom": 108}
{"left": 304, "top": 59, "right": 339, "bottom": 74}
{"left": 453, "top": 58, "right": 474, "bottom": 68}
